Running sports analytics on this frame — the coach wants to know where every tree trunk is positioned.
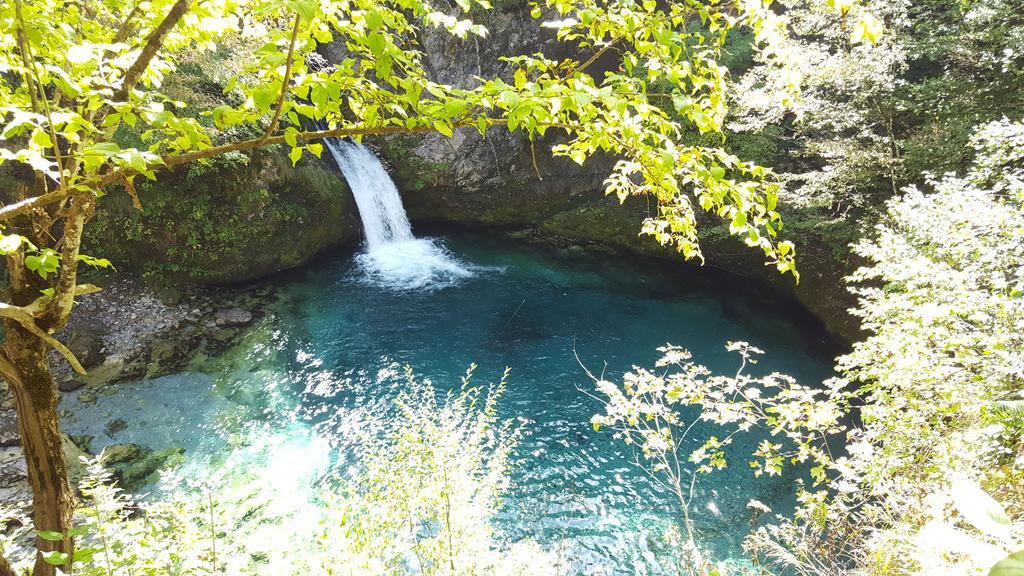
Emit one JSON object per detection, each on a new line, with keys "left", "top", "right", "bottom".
{"left": 0, "top": 322, "right": 74, "bottom": 576}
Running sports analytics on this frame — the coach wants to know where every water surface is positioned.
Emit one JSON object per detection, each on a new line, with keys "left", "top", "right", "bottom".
{"left": 63, "top": 231, "right": 835, "bottom": 575}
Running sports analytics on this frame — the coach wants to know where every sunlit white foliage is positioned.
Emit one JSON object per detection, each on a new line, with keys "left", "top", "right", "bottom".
{"left": 749, "top": 120, "right": 1024, "bottom": 576}
{"left": 0, "top": 368, "right": 554, "bottom": 575}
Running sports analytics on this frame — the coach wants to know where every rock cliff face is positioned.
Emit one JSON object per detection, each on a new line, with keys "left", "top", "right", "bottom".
{"left": 366, "top": 4, "right": 859, "bottom": 341}
{"left": 84, "top": 149, "right": 360, "bottom": 284}
{"left": 85, "top": 2, "right": 858, "bottom": 341}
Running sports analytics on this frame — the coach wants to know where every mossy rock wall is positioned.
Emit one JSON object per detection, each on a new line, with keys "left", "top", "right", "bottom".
{"left": 84, "top": 149, "right": 359, "bottom": 284}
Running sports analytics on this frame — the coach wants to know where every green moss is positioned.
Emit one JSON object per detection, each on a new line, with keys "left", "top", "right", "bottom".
{"left": 83, "top": 150, "right": 357, "bottom": 285}
{"left": 376, "top": 135, "right": 451, "bottom": 192}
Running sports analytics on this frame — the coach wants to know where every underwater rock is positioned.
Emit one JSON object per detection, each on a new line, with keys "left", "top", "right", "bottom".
{"left": 215, "top": 308, "right": 253, "bottom": 328}
{"left": 100, "top": 443, "right": 185, "bottom": 490}
{"left": 58, "top": 378, "right": 85, "bottom": 393}
{"left": 104, "top": 418, "right": 128, "bottom": 437}
{"left": 148, "top": 338, "right": 192, "bottom": 373}
{"left": 101, "top": 443, "right": 143, "bottom": 465}
{"left": 69, "top": 434, "right": 94, "bottom": 453}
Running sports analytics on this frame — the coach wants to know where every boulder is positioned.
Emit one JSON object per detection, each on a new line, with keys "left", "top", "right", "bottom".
{"left": 67, "top": 328, "right": 106, "bottom": 369}
{"left": 100, "top": 443, "right": 143, "bottom": 465}
{"left": 214, "top": 308, "right": 253, "bottom": 328}
{"left": 58, "top": 378, "right": 85, "bottom": 393}
{"left": 100, "top": 443, "right": 185, "bottom": 490}
{"left": 103, "top": 418, "right": 128, "bottom": 437}
{"left": 118, "top": 447, "right": 185, "bottom": 489}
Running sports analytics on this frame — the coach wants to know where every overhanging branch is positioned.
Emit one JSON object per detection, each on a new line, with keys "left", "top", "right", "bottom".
{"left": 0, "top": 284, "right": 101, "bottom": 374}
{"left": 261, "top": 14, "right": 302, "bottom": 144}
{"left": 111, "top": 0, "right": 190, "bottom": 103}
{"left": 0, "top": 117, "right": 579, "bottom": 222}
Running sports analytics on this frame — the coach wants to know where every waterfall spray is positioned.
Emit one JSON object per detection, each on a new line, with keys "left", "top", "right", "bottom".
{"left": 324, "top": 137, "right": 475, "bottom": 290}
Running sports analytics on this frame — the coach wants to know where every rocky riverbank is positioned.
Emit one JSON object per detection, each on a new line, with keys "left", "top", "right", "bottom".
{"left": 0, "top": 278, "right": 276, "bottom": 504}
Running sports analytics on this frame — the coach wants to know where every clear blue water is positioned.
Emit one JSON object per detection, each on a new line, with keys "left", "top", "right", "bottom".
{"left": 62, "top": 231, "right": 835, "bottom": 574}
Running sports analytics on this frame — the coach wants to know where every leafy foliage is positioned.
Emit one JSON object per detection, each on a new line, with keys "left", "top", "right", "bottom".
{"left": 0, "top": 0, "right": 814, "bottom": 288}
{"left": 731, "top": 0, "right": 1024, "bottom": 266}
{"left": 591, "top": 341, "right": 847, "bottom": 574}
{"left": 0, "top": 368, "right": 551, "bottom": 575}
{"left": 304, "top": 366, "right": 551, "bottom": 575}
{"left": 750, "top": 120, "right": 1024, "bottom": 576}
{"left": 593, "top": 119, "right": 1024, "bottom": 575}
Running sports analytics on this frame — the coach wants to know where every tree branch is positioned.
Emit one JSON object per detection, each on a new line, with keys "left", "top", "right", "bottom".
{"left": 0, "top": 118, "right": 580, "bottom": 222}
{"left": 112, "top": 5, "right": 144, "bottom": 44}
{"left": 261, "top": 14, "right": 302, "bottom": 143}
{"left": 0, "top": 284, "right": 101, "bottom": 375}
{"left": 570, "top": 38, "right": 620, "bottom": 78}
{"left": 44, "top": 194, "right": 92, "bottom": 330}
{"left": 111, "top": 0, "right": 190, "bottom": 103}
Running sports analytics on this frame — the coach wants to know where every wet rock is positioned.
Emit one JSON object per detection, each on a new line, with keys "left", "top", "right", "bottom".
{"left": 564, "top": 244, "right": 586, "bottom": 258}
{"left": 67, "top": 328, "right": 106, "bottom": 369}
{"left": 101, "top": 443, "right": 142, "bottom": 465}
{"left": 0, "top": 409, "right": 19, "bottom": 447}
{"left": 69, "top": 434, "right": 94, "bottom": 453}
{"left": 103, "top": 418, "right": 128, "bottom": 437}
{"left": 101, "top": 444, "right": 185, "bottom": 490}
{"left": 77, "top": 388, "right": 97, "bottom": 405}
{"left": 58, "top": 378, "right": 85, "bottom": 393}
{"left": 149, "top": 338, "right": 191, "bottom": 371}
{"left": 214, "top": 308, "right": 253, "bottom": 328}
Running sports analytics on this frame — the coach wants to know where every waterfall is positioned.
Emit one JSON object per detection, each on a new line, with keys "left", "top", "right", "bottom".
{"left": 324, "top": 138, "right": 414, "bottom": 248}
{"left": 324, "top": 137, "right": 475, "bottom": 290}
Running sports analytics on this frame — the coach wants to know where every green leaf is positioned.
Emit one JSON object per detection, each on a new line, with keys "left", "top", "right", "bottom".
{"left": 434, "top": 120, "right": 453, "bottom": 138}
{"left": 73, "top": 546, "right": 99, "bottom": 563}
{"left": 364, "top": 9, "right": 383, "bottom": 30}
{"left": 0, "top": 234, "right": 22, "bottom": 254}
{"left": 37, "top": 531, "right": 64, "bottom": 542}
{"left": 288, "top": 147, "right": 303, "bottom": 166}
{"left": 41, "top": 551, "right": 69, "bottom": 566}
{"left": 252, "top": 86, "right": 278, "bottom": 111}
{"left": 291, "top": 0, "right": 318, "bottom": 21}
{"left": 31, "top": 130, "right": 53, "bottom": 149}
{"left": 77, "top": 254, "right": 112, "bottom": 269}
{"left": 990, "top": 550, "right": 1024, "bottom": 576}
{"left": 307, "top": 143, "right": 323, "bottom": 158}
{"left": 25, "top": 250, "right": 59, "bottom": 280}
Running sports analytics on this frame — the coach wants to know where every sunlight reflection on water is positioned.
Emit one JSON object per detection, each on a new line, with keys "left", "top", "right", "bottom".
{"left": 62, "top": 231, "right": 835, "bottom": 575}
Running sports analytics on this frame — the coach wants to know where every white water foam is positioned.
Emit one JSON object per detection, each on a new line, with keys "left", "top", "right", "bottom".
{"left": 324, "top": 137, "right": 475, "bottom": 290}
{"left": 352, "top": 237, "right": 478, "bottom": 291}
